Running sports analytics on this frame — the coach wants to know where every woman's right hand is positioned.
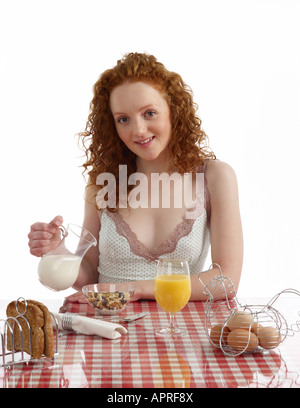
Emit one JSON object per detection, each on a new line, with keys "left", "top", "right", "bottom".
{"left": 28, "top": 215, "right": 64, "bottom": 257}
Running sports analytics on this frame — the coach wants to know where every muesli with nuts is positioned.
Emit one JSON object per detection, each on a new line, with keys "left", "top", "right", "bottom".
{"left": 87, "top": 291, "right": 131, "bottom": 311}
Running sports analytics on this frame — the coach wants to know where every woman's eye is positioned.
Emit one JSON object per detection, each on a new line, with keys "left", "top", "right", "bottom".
{"left": 117, "top": 117, "right": 128, "bottom": 124}
{"left": 145, "top": 111, "right": 156, "bottom": 118}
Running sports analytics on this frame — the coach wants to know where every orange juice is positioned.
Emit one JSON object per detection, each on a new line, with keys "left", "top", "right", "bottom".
{"left": 154, "top": 274, "right": 191, "bottom": 313}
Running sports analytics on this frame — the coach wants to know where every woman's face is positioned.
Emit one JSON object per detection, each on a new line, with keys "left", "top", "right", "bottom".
{"left": 110, "top": 81, "right": 172, "bottom": 169}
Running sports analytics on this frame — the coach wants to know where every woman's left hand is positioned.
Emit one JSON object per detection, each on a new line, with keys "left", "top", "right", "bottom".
{"left": 63, "top": 291, "right": 88, "bottom": 304}
{"left": 59, "top": 291, "right": 87, "bottom": 313}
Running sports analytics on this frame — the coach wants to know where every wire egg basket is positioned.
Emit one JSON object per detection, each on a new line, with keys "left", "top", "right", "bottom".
{"left": 199, "top": 264, "right": 300, "bottom": 356}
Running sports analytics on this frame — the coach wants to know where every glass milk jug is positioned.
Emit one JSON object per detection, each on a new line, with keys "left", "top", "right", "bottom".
{"left": 38, "top": 223, "right": 97, "bottom": 291}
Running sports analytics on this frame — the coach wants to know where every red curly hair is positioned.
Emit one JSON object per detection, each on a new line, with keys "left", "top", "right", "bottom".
{"left": 79, "top": 52, "right": 216, "bottom": 209}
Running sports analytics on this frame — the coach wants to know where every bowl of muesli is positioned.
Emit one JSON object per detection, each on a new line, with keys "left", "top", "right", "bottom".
{"left": 82, "top": 283, "right": 135, "bottom": 315}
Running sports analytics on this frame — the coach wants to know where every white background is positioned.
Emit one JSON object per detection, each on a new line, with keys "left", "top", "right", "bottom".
{"left": 1, "top": 0, "right": 299, "bottom": 302}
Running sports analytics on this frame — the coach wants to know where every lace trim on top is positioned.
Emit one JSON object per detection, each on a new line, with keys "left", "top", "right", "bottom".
{"left": 105, "top": 211, "right": 200, "bottom": 262}
{"left": 98, "top": 163, "right": 211, "bottom": 262}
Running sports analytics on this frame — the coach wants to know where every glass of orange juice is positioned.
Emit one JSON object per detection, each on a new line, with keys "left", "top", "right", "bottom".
{"left": 154, "top": 258, "right": 191, "bottom": 337}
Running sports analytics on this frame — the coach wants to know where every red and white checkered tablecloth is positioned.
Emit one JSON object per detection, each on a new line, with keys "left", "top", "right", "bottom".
{"left": 1, "top": 299, "right": 300, "bottom": 388}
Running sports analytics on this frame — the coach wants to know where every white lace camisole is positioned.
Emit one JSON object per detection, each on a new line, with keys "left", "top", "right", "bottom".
{"left": 97, "top": 168, "right": 211, "bottom": 283}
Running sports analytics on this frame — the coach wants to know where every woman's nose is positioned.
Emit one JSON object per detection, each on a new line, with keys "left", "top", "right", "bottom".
{"left": 132, "top": 118, "right": 147, "bottom": 137}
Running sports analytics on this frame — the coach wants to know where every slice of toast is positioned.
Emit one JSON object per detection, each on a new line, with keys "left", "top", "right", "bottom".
{"left": 28, "top": 300, "right": 54, "bottom": 358}
{"left": 6, "top": 300, "right": 44, "bottom": 359}
{"left": 6, "top": 300, "right": 54, "bottom": 359}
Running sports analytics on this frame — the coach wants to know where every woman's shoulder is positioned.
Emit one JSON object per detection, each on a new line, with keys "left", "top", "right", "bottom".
{"left": 206, "top": 159, "right": 237, "bottom": 179}
{"left": 205, "top": 159, "right": 238, "bottom": 194}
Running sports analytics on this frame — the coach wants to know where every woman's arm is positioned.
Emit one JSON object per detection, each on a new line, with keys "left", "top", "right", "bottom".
{"left": 201, "top": 160, "right": 243, "bottom": 294}
{"left": 72, "top": 196, "right": 100, "bottom": 290}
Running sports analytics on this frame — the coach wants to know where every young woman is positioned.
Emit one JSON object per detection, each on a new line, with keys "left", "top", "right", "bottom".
{"left": 28, "top": 52, "right": 243, "bottom": 302}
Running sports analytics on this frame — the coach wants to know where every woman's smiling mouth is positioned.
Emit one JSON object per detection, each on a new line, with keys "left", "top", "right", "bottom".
{"left": 135, "top": 136, "right": 155, "bottom": 146}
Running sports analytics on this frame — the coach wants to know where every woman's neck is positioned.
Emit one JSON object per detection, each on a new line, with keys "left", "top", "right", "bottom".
{"left": 136, "top": 154, "right": 176, "bottom": 176}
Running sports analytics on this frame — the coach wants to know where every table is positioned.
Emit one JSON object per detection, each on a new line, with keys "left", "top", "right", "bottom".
{"left": 1, "top": 297, "right": 300, "bottom": 389}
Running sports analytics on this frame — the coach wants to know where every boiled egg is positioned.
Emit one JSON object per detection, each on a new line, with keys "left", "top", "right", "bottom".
{"left": 227, "top": 310, "right": 255, "bottom": 332}
{"left": 227, "top": 329, "right": 258, "bottom": 353}
{"left": 209, "top": 324, "right": 230, "bottom": 346}
{"left": 258, "top": 326, "right": 281, "bottom": 350}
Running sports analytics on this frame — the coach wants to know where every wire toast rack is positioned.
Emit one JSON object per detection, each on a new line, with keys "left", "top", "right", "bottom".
{"left": 199, "top": 263, "right": 300, "bottom": 356}
{"left": 0, "top": 298, "right": 59, "bottom": 368}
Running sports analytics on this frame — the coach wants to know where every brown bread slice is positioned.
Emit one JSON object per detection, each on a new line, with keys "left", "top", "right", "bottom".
{"left": 6, "top": 300, "right": 45, "bottom": 359}
{"left": 28, "top": 300, "right": 54, "bottom": 358}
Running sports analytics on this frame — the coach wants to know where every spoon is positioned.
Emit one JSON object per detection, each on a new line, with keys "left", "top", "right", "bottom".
{"left": 120, "top": 311, "right": 150, "bottom": 322}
